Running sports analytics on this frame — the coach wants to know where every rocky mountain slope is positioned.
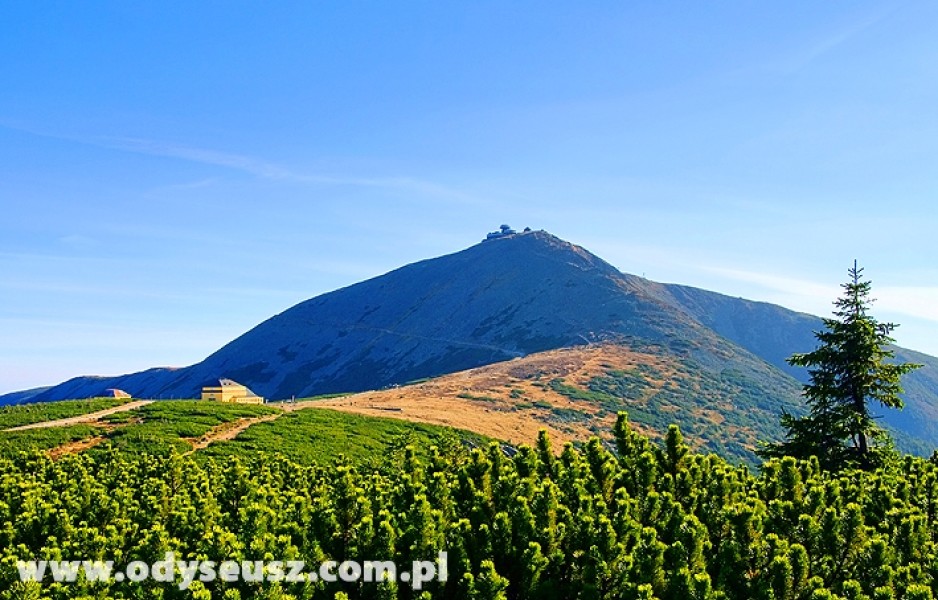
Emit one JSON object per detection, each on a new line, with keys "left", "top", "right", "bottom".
{"left": 5, "top": 229, "right": 938, "bottom": 454}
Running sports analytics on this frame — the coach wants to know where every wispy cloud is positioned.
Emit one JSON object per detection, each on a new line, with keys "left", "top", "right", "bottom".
{"left": 58, "top": 234, "right": 99, "bottom": 248}
{"left": 703, "top": 266, "right": 938, "bottom": 325}
{"left": 158, "top": 177, "right": 223, "bottom": 191}
{"left": 0, "top": 121, "right": 482, "bottom": 204}
{"left": 113, "top": 137, "right": 494, "bottom": 207}
{"left": 0, "top": 278, "right": 203, "bottom": 302}
{"left": 106, "top": 137, "right": 298, "bottom": 179}
{"left": 765, "top": 8, "right": 896, "bottom": 74}
{"left": 702, "top": 266, "right": 838, "bottom": 299}
{"left": 876, "top": 287, "right": 938, "bottom": 324}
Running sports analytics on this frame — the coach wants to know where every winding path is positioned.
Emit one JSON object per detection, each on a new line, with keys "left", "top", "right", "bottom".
{"left": 184, "top": 413, "right": 283, "bottom": 454}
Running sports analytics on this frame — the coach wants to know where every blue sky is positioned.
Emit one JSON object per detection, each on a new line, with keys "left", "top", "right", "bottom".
{"left": 2, "top": 2, "right": 937, "bottom": 394}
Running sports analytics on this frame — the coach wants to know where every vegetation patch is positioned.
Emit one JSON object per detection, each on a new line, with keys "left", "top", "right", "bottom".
{"left": 457, "top": 392, "right": 500, "bottom": 403}
{"left": 0, "top": 398, "right": 128, "bottom": 430}
{"left": 200, "top": 407, "right": 488, "bottom": 466}
{"left": 547, "top": 365, "right": 803, "bottom": 465}
{"left": 0, "top": 425, "right": 105, "bottom": 457}
{"left": 549, "top": 378, "right": 613, "bottom": 403}
{"left": 98, "top": 400, "right": 280, "bottom": 455}
{"left": 548, "top": 406, "right": 590, "bottom": 423}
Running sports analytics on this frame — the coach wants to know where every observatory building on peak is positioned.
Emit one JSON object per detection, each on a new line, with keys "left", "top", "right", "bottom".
{"left": 484, "top": 224, "right": 532, "bottom": 241}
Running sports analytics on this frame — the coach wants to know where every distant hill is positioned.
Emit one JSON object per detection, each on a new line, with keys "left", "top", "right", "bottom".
{"left": 0, "top": 386, "right": 51, "bottom": 407}
{"left": 5, "top": 230, "right": 938, "bottom": 455}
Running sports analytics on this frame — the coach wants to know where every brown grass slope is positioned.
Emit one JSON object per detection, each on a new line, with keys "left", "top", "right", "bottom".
{"left": 316, "top": 342, "right": 800, "bottom": 463}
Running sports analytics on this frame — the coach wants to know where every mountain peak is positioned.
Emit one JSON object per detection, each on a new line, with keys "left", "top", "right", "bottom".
{"left": 461, "top": 228, "right": 624, "bottom": 280}
{"left": 478, "top": 225, "right": 573, "bottom": 249}
{"left": 26, "top": 230, "right": 671, "bottom": 401}
{"left": 479, "top": 226, "right": 573, "bottom": 248}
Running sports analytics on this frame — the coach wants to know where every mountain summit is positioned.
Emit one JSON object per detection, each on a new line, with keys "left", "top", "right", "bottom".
{"left": 9, "top": 230, "right": 938, "bottom": 453}
{"left": 24, "top": 230, "right": 711, "bottom": 397}
{"left": 18, "top": 230, "right": 738, "bottom": 398}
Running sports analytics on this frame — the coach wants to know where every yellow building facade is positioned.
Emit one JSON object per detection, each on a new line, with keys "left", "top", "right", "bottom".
{"left": 201, "top": 378, "right": 265, "bottom": 404}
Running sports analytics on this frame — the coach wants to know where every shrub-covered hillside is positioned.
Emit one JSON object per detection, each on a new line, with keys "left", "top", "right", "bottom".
{"left": 1, "top": 414, "right": 937, "bottom": 599}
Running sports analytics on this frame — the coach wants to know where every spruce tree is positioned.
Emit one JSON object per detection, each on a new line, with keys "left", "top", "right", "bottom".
{"left": 760, "top": 262, "right": 920, "bottom": 470}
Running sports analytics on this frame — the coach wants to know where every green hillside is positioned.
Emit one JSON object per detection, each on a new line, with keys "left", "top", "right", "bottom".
{"left": 0, "top": 400, "right": 488, "bottom": 466}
